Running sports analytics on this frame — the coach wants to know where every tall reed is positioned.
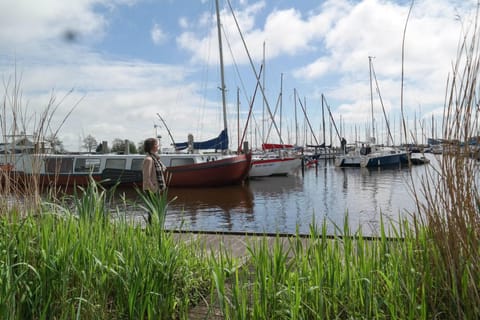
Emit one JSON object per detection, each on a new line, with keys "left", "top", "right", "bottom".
{"left": 0, "top": 69, "right": 80, "bottom": 214}
{"left": 412, "top": 7, "right": 480, "bottom": 318}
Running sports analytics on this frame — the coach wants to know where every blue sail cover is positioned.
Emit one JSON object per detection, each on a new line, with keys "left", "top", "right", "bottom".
{"left": 174, "top": 129, "right": 229, "bottom": 151}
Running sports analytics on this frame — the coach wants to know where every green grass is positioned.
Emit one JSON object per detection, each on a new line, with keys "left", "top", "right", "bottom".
{"left": 0, "top": 187, "right": 212, "bottom": 319}
{"left": 1, "top": 178, "right": 479, "bottom": 319}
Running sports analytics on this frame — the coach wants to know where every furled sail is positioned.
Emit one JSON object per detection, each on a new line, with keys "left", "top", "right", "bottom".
{"left": 174, "top": 129, "right": 228, "bottom": 151}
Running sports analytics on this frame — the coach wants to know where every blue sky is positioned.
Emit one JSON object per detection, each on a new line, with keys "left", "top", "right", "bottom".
{"left": 0, "top": 0, "right": 476, "bottom": 151}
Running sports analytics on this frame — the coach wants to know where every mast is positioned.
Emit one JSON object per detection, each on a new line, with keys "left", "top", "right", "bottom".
{"left": 262, "top": 41, "right": 266, "bottom": 147}
{"left": 294, "top": 88, "right": 298, "bottom": 146}
{"left": 280, "top": 73, "right": 283, "bottom": 142}
{"left": 322, "top": 92, "right": 326, "bottom": 146}
{"left": 215, "top": 0, "right": 228, "bottom": 143}
{"left": 237, "top": 87, "right": 240, "bottom": 150}
{"left": 369, "top": 56, "right": 375, "bottom": 142}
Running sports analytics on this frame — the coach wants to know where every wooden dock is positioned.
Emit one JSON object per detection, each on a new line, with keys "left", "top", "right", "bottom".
{"left": 170, "top": 231, "right": 311, "bottom": 319}
{"left": 171, "top": 230, "right": 310, "bottom": 259}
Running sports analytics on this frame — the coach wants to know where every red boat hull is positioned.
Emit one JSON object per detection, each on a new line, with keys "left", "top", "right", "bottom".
{"left": 166, "top": 153, "right": 251, "bottom": 187}
{"left": 7, "top": 153, "right": 252, "bottom": 189}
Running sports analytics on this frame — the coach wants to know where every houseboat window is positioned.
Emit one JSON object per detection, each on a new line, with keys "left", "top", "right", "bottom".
{"left": 74, "top": 158, "right": 101, "bottom": 173}
{"left": 105, "top": 159, "right": 126, "bottom": 170}
{"left": 131, "top": 159, "right": 143, "bottom": 171}
{"left": 45, "top": 157, "right": 74, "bottom": 173}
{"left": 170, "top": 158, "right": 194, "bottom": 167}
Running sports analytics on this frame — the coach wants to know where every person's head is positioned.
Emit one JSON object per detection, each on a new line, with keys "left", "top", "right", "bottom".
{"left": 144, "top": 138, "right": 159, "bottom": 153}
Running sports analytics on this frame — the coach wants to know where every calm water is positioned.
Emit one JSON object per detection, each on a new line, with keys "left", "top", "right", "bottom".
{"left": 119, "top": 154, "right": 438, "bottom": 236}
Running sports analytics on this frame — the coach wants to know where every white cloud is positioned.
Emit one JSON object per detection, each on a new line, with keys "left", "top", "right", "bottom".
{"left": 179, "top": 17, "right": 189, "bottom": 29}
{"left": 151, "top": 23, "right": 167, "bottom": 45}
{"left": 294, "top": 57, "right": 330, "bottom": 78}
{"left": 0, "top": 0, "right": 107, "bottom": 47}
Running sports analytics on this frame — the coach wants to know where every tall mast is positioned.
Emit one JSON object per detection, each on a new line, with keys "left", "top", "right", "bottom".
{"left": 262, "top": 41, "right": 266, "bottom": 146}
{"left": 215, "top": 0, "right": 228, "bottom": 137}
{"left": 369, "top": 56, "right": 375, "bottom": 142}
{"left": 322, "top": 93, "right": 326, "bottom": 145}
{"left": 294, "top": 89, "right": 298, "bottom": 146}
{"left": 279, "top": 73, "right": 283, "bottom": 142}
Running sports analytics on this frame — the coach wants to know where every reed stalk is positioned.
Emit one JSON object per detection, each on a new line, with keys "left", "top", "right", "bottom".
{"left": 1, "top": 68, "right": 81, "bottom": 215}
{"left": 411, "top": 6, "right": 480, "bottom": 318}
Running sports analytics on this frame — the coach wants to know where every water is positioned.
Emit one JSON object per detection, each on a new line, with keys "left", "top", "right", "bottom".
{"left": 120, "top": 154, "right": 437, "bottom": 236}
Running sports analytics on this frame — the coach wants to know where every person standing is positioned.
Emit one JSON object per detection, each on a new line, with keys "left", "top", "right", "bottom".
{"left": 341, "top": 137, "right": 347, "bottom": 154}
{"left": 142, "top": 138, "right": 166, "bottom": 193}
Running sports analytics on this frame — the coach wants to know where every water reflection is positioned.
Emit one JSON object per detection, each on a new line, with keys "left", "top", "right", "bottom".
{"left": 161, "top": 185, "right": 254, "bottom": 231}
{"left": 247, "top": 175, "right": 306, "bottom": 234}
{"left": 115, "top": 184, "right": 254, "bottom": 231}
{"left": 168, "top": 185, "right": 254, "bottom": 214}
{"left": 109, "top": 156, "right": 438, "bottom": 235}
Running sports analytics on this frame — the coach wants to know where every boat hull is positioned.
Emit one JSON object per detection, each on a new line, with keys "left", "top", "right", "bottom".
{"left": 249, "top": 157, "right": 302, "bottom": 177}
{"left": 166, "top": 153, "right": 251, "bottom": 187}
{"left": 360, "top": 152, "right": 409, "bottom": 167}
{"left": 334, "top": 155, "right": 362, "bottom": 167}
{"left": 3, "top": 153, "right": 252, "bottom": 189}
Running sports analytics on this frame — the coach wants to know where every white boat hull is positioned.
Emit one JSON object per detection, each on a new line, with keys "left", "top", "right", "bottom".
{"left": 249, "top": 157, "right": 302, "bottom": 177}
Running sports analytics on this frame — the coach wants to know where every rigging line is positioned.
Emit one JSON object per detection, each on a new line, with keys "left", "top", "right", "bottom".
{"left": 156, "top": 113, "right": 177, "bottom": 148}
{"left": 322, "top": 94, "right": 342, "bottom": 143}
{"left": 226, "top": 0, "right": 284, "bottom": 144}
{"left": 295, "top": 89, "right": 320, "bottom": 146}
{"left": 220, "top": 18, "right": 251, "bottom": 107}
{"left": 370, "top": 61, "right": 395, "bottom": 145}
{"left": 401, "top": 0, "right": 414, "bottom": 145}
{"left": 265, "top": 90, "right": 282, "bottom": 144}
{"left": 238, "top": 65, "right": 263, "bottom": 152}
{"left": 194, "top": 0, "right": 215, "bottom": 141}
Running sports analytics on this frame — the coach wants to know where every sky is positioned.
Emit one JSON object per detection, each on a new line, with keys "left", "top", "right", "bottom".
{"left": 0, "top": 0, "right": 477, "bottom": 152}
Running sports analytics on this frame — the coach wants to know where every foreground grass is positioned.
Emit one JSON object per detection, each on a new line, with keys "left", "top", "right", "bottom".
{"left": 0, "top": 190, "right": 212, "bottom": 319}
{"left": 1, "top": 195, "right": 479, "bottom": 319}
{"left": 212, "top": 221, "right": 479, "bottom": 319}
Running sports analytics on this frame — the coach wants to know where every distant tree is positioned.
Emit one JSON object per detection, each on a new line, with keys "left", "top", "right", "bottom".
{"left": 111, "top": 138, "right": 124, "bottom": 153}
{"left": 111, "top": 138, "right": 138, "bottom": 154}
{"left": 138, "top": 140, "right": 145, "bottom": 154}
{"left": 128, "top": 141, "right": 138, "bottom": 154}
{"left": 45, "top": 134, "right": 65, "bottom": 153}
{"left": 95, "top": 141, "right": 110, "bottom": 153}
{"left": 82, "top": 134, "right": 97, "bottom": 153}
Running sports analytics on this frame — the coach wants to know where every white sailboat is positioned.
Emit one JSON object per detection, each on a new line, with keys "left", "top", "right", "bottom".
{"left": 335, "top": 57, "right": 408, "bottom": 168}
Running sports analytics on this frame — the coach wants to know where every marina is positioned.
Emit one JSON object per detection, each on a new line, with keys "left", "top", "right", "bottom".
{"left": 118, "top": 154, "right": 437, "bottom": 237}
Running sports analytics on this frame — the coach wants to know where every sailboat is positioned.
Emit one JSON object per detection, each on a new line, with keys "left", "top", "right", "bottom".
{"left": 160, "top": 0, "right": 252, "bottom": 186}
{"left": 1, "top": 0, "right": 251, "bottom": 189}
{"left": 248, "top": 73, "right": 302, "bottom": 178}
{"left": 335, "top": 57, "right": 408, "bottom": 168}
{"left": 359, "top": 56, "right": 408, "bottom": 167}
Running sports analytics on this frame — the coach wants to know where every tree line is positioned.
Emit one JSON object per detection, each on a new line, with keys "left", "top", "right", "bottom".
{"left": 46, "top": 134, "right": 145, "bottom": 154}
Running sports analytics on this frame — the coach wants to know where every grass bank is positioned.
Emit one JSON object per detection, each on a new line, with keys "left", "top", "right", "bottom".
{"left": 1, "top": 194, "right": 478, "bottom": 319}
{"left": 0, "top": 186, "right": 213, "bottom": 319}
